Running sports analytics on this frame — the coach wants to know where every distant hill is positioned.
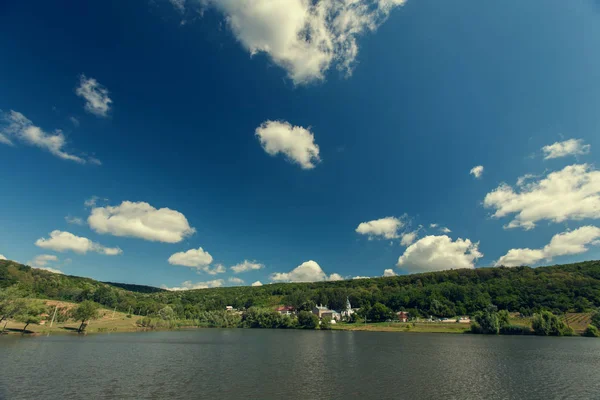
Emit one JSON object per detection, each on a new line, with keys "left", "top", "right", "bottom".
{"left": 1, "top": 259, "right": 599, "bottom": 319}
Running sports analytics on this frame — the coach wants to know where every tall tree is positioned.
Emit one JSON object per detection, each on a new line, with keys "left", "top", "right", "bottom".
{"left": 71, "top": 301, "right": 100, "bottom": 332}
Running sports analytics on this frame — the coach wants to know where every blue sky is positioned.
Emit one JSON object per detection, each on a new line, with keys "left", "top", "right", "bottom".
{"left": 2, "top": 0, "right": 600, "bottom": 289}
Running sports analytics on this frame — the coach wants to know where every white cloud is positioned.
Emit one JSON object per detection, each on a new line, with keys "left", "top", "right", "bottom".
{"left": 470, "top": 165, "right": 484, "bottom": 179}
{"left": 328, "top": 273, "right": 344, "bottom": 281}
{"left": 356, "top": 216, "right": 404, "bottom": 239}
{"left": 0, "top": 254, "right": 6, "bottom": 260}
{"left": 397, "top": 235, "right": 483, "bottom": 273}
{"left": 35, "top": 230, "right": 122, "bottom": 255}
{"left": 251, "top": 280, "right": 263, "bottom": 287}
{"left": 84, "top": 196, "right": 100, "bottom": 208}
{"left": 168, "top": 247, "right": 213, "bottom": 268}
{"left": 201, "top": 0, "right": 406, "bottom": 85}
{"left": 76, "top": 75, "right": 112, "bottom": 117}
{"left": 164, "top": 279, "right": 225, "bottom": 291}
{"left": 204, "top": 264, "right": 226, "bottom": 275}
{"left": 383, "top": 268, "right": 397, "bottom": 277}
{"left": 69, "top": 116, "right": 80, "bottom": 127}
{"left": 429, "top": 223, "right": 438, "bottom": 228}
{"left": 542, "top": 139, "right": 590, "bottom": 160}
{"left": 28, "top": 254, "right": 64, "bottom": 274}
{"left": 88, "top": 201, "right": 195, "bottom": 243}
{"left": 0, "top": 110, "right": 95, "bottom": 163}
{"left": 255, "top": 120, "right": 320, "bottom": 169}
{"left": 400, "top": 231, "right": 418, "bottom": 246}
{"left": 65, "top": 215, "right": 84, "bottom": 225}
{"left": 29, "top": 254, "right": 57, "bottom": 267}
{"left": 440, "top": 227, "right": 452, "bottom": 234}
{"left": 228, "top": 277, "right": 245, "bottom": 285}
{"left": 484, "top": 164, "right": 600, "bottom": 230}
{"left": 496, "top": 226, "right": 600, "bottom": 267}
{"left": 230, "top": 260, "right": 265, "bottom": 273}
{"left": 352, "top": 276, "right": 370, "bottom": 280}
{"left": 270, "top": 260, "right": 341, "bottom": 283}
{"left": 170, "top": 0, "right": 185, "bottom": 13}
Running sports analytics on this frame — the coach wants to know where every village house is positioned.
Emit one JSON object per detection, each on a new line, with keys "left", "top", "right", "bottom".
{"left": 276, "top": 306, "right": 295, "bottom": 316}
{"left": 225, "top": 306, "right": 234, "bottom": 312}
{"left": 397, "top": 311, "right": 409, "bottom": 322}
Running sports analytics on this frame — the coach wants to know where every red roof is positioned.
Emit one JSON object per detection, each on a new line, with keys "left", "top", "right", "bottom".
{"left": 276, "top": 306, "right": 294, "bottom": 312}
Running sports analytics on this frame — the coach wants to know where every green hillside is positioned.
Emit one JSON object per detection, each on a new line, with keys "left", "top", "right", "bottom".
{"left": 1, "top": 259, "right": 600, "bottom": 319}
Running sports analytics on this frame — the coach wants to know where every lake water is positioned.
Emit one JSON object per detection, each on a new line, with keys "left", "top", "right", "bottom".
{"left": 1, "top": 329, "right": 599, "bottom": 399}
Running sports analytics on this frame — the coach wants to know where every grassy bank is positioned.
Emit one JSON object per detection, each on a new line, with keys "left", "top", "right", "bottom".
{"left": 331, "top": 321, "right": 471, "bottom": 334}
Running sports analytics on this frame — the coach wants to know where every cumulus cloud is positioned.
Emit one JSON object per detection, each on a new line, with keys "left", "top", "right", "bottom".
{"left": 35, "top": 230, "right": 122, "bottom": 255}
{"left": 204, "top": 264, "right": 226, "bottom": 275}
{"left": 228, "top": 277, "right": 245, "bottom": 285}
{"left": 76, "top": 75, "right": 112, "bottom": 117}
{"left": 0, "top": 110, "right": 96, "bottom": 163}
{"left": 356, "top": 216, "right": 404, "bottom": 239}
{"left": 328, "top": 273, "right": 344, "bottom": 281}
{"left": 230, "top": 260, "right": 265, "bottom": 273}
{"left": 168, "top": 247, "right": 213, "bottom": 268}
{"left": 0, "top": 254, "right": 6, "bottom": 260}
{"left": 65, "top": 215, "right": 84, "bottom": 225}
{"left": 470, "top": 165, "right": 484, "bottom": 179}
{"left": 251, "top": 280, "right": 263, "bottom": 287}
{"left": 484, "top": 164, "right": 600, "bottom": 230}
{"left": 542, "top": 139, "right": 590, "bottom": 160}
{"left": 164, "top": 279, "right": 225, "bottom": 291}
{"left": 396, "top": 235, "right": 482, "bottom": 273}
{"left": 400, "top": 231, "right": 418, "bottom": 246}
{"left": 197, "top": 0, "right": 406, "bottom": 85}
{"left": 88, "top": 201, "right": 195, "bottom": 243}
{"left": 352, "top": 276, "right": 370, "bottom": 280}
{"left": 383, "top": 268, "right": 397, "bottom": 277}
{"left": 270, "top": 260, "right": 341, "bottom": 283}
{"left": 29, "top": 254, "right": 57, "bottom": 267}
{"left": 255, "top": 120, "right": 320, "bottom": 169}
{"left": 496, "top": 226, "right": 600, "bottom": 267}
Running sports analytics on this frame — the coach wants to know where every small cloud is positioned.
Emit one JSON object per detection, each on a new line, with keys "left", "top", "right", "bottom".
{"left": 542, "top": 139, "right": 590, "bottom": 160}
{"left": 69, "top": 116, "right": 80, "bottom": 127}
{"left": 163, "top": 279, "right": 224, "bottom": 291}
{"left": 230, "top": 260, "right": 265, "bottom": 273}
{"left": 251, "top": 281, "right": 263, "bottom": 287}
{"left": 65, "top": 215, "right": 84, "bottom": 226}
{"left": 228, "top": 277, "right": 245, "bottom": 285}
{"left": 356, "top": 216, "right": 404, "bottom": 240}
{"left": 255, "top": 120, "right": 320, "bottom": 169}
{"left": 270, "top": 260, "right": 341, "bottom": 283}
{"left": 440, "top": 227, "right": 452, "bottom": 234}
{"left": 76, "top": 75, "right": 112, "bottom": 118}
{"left": 429, "top": 223, "right": 438, "bottom": 228}
{"left": 168, "top": 247, "right": 213, "bottom": 268}
{"left": 383, "top": 269, "right": 397, "bottom": 277}
{"left": 470, "top": 165, "right": 484, "bottom": 179}
{"left": 35, "top": 230, "right": 122, "bottom": 255}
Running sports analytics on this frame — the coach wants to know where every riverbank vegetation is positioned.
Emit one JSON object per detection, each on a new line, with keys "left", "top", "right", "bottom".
{"left": 1, "top": 259, "right": 600, "bottom": 336}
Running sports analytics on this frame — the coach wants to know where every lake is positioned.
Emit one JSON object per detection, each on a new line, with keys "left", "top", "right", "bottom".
{"left": 1, "top": 330, "right": 599, "bottom": 399}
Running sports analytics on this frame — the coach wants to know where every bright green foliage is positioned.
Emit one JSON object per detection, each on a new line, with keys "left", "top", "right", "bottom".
{"left": 368, "top": 302, "right": 393, "bottom": 322}
{"left": 531, "top": 311, "right": 573, "bottom": 336}
{"left": 320, "top": 316, "right": 332, "bottom": 330}
{"left": 158, "top": 306, "right": 175, "bottom": 320}
{"left": 499, "top": 324, "right": 531, "bottom": 335}
{"left": 240, "top": 307, "right": 296, "bottom": 329}
{"left": 297, "top": 311, "right": 319, "bottom": 329}
{"left": 591, "top": 311, "right": 600, "bottom": 328}
{"left": 15, "top": 301, "right": 46, "bottom": 331}
{"left": 471, "top": 305, "right": 501, "bottom": 334}
{"left": 583, "top": 325, "right": 600, "bottom": 337}
{"left": 71, "top": 300, "right": 100, "bottom": 332}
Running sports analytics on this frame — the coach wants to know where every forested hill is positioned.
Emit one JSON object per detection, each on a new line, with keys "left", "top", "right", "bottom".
{"left": 1, "top": 259, "right": 600, "bottom": 319}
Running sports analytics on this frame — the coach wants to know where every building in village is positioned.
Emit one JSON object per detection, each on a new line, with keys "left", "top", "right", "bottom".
{"left": 397, "top": 311, "right": 409, "bottom": 322}
{"left": 312, "top": 305, "right": 342, "bottom": 321}
{"left": 276, "top": 306, "right": 295, "bottom": 316}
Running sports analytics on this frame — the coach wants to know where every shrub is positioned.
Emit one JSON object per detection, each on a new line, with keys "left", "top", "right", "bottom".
{"left": 298, "top": 311, "right": 319, "bottom": 329}
{"left": 499, "top": 324, "right": 531, "bottom": 335}
{"left": 531, "top": 311, "right": 572, "bottom": 336}
{"left": 583, "top": 325, "right": 600, "bottom": 338}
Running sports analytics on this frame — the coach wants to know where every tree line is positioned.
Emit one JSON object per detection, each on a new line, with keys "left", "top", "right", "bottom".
{"left": 1, "top": 259, "right": 600, "bottom": 324}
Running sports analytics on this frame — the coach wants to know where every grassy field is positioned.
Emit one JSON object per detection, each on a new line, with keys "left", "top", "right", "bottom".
{"left": 1, "top": 300, "right": 144, "bottom": 335}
